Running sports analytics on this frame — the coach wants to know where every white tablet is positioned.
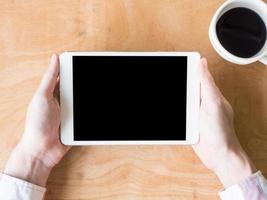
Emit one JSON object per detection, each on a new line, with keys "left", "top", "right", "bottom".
{"left": 60, "top": 52, "right": 200, "bottom": 145}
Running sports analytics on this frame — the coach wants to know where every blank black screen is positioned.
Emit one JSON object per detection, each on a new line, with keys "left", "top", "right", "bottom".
{"left": 73, "top": 56, "right": 187, "bottom": 141}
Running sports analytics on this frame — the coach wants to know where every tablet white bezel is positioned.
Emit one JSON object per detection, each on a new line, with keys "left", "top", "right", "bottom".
{"left": 60, "top": 52, "right": 200, "bottom": 145}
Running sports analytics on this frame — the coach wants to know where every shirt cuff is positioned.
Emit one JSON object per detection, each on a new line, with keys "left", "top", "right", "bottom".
{"left": 0, "top": 173, "right": 46, "bottom": 200}
{"left": 219, "top": 171, "right": 267, "bottom": 200}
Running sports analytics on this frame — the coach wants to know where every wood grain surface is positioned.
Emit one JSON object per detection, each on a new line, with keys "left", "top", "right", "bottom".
{"left": 0, "top": 0, "right": 267, "bottom": 199}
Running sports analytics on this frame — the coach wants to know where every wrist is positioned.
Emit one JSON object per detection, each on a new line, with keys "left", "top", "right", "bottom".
{"left": 4, "top": 145, "right": 52, "bottom": 187}
{"left": 213, "top": 147, "right": 257, "bottom": 188}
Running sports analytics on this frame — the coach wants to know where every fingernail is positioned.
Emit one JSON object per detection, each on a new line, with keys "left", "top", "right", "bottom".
{"left": 51, "top": 53, "right": 57, "bottom": 62}
{"left": 201, "top": 58, "right": 208, "bottom": 68}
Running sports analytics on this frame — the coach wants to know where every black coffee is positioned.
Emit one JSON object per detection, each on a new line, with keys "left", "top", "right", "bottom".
{"left": 216, "top": 7, "right": 266, "bottom": 58}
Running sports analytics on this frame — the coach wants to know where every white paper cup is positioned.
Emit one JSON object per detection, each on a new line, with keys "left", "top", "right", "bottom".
{"left": 209, "top": 0, "right": 267, "bottom": 65}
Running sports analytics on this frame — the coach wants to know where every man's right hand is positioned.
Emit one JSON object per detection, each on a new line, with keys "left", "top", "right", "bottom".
{"left": 192, "top": 58, "right": 256, "bottom": 188}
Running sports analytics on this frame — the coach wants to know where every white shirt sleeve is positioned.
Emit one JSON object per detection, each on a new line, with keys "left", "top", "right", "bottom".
{"left": 0, "top": 173, "right": 46, "bottom": 200}
{"left": 219, "top": 171, "right": 267, "bottom": 200}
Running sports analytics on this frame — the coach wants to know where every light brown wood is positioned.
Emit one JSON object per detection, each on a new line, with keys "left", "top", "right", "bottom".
{"left": 0, "top": 0, "right": 267, "bottom": 199}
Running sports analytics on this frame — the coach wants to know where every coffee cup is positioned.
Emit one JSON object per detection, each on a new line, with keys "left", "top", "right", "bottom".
{"left": 209, "top": 0, "right": 267, "bottom": 65}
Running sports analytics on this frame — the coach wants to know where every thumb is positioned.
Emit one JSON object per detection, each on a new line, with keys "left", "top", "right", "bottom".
{"left": 38, "top": 54, "right": 59, "bottom": 96}
{"left": 199, "top": 58, "right": 222, "bottom": 101}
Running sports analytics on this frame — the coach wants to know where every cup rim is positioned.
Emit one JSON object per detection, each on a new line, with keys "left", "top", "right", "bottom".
{"left": 209, "top": 0, "right": 267, "bottom": 64}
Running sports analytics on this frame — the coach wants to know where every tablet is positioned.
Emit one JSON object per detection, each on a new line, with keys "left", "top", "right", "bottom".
{"left": 60, "top": 52, "right": 200, "bottom": 145}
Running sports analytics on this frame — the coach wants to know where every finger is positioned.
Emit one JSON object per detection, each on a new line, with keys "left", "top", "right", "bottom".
{"left": 54, "top": 78, "right": 60, "bottom": 103}
{"left": 38, "top": 54, "right": 60, "bottom": 96}
{"left": 199, "top": 58, "right": 222, "bottom": 101}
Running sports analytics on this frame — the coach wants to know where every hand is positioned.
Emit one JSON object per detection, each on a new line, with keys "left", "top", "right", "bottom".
{"left": 193, "top": 58, "right": 256, "bottom": 187}
{"left": 4, "top": 54, "right": 70, "bottom": 187}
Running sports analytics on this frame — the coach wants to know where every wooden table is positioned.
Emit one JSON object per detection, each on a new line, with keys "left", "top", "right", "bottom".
{"left": 0, "top": 0, "right": 267, "bottom": 199}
